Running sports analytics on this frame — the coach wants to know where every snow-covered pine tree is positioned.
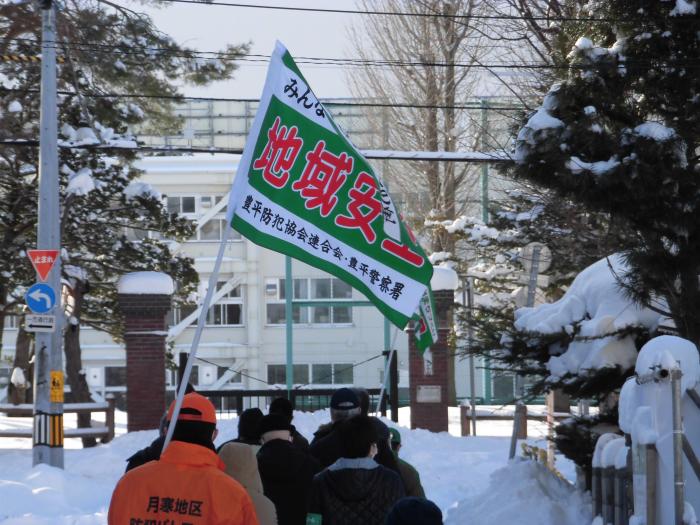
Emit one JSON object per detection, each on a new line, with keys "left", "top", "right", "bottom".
{"left": 0, "top": 1, "right": 247, "bottom": 443}
{"left": 513, "top": 0, "right": 699, "bottom": 344}
{"left": 500, "top": 0, "right": 699, "bottom": 476}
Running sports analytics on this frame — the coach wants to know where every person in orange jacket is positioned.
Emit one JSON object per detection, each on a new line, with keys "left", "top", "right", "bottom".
{"left": 108, "top": 392, "right": 259, "bottom": 525}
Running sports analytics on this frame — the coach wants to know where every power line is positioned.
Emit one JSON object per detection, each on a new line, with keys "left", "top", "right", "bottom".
{"left": 152, "top": 0, "right": 633, "bottom": 23}
{"left": 0, "top": 139, "right": 511, "bottom": 162}
{"left": 8, "top": 37, "right": 700, "bottom": 71}
{"left": 0, "top": 87, "right": 527, "bottom": 112}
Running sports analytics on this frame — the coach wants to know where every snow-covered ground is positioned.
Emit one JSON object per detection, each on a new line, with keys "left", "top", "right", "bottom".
{"left": 0, "top": 407, "right": 591, "bottom": 524}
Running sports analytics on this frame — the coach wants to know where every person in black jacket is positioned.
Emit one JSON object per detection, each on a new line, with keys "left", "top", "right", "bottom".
{"left": 257, "top": 414, "right": 320, "bottom": 525}
{"left": 269, "top": 396, "right": 310, "bottom": 451}
{"left": 309, "top": 388, "right": 361, "bottom": 468}
{"left": 308, "top": 415, "right": 405, "bottom": 525}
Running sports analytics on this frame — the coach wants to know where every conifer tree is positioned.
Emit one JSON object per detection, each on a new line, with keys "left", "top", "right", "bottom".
{"left": 0, "top": 1, "right": 248, "bottom": 443}
{"left": 513, "top": 0, "right": 699, "bottom": 344}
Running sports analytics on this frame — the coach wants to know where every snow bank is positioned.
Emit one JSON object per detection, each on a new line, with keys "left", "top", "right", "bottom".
{"left": 514, "top": 255, "right": 662, "bottom": 381}
{"left": 445, "top": 460, "right": 591, "bottom": 525}
{"left": 0, "top": 408, "right": 584, "bottom": 524}
{"left": 117, "top": 271, "right": 174, "bottom": 295}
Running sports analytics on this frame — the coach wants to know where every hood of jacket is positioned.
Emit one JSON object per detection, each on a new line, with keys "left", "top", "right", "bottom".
{"left": 218, "top": 441, "right": 265, "bottom": 494}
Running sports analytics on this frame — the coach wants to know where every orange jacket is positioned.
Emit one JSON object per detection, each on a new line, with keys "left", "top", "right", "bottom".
{"left": 108, "top": 440, "right": 260, "bottom": 525}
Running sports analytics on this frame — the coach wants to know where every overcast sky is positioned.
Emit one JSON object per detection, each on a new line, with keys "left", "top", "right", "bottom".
{"left": 139, "top": 0, "right": 363, "bottom": 100}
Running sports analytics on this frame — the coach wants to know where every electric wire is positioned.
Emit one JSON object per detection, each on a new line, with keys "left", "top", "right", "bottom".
{"left": 0, "top": 86, "right": 528, "bottom": 111}
{"left": 6, "top": 37, "right": 700, "bottom": 71}
{"left": 152, "top": 0, "right": 669, "bottom": 24}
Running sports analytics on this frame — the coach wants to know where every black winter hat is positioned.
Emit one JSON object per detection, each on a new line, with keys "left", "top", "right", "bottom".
{"left": 330, "top": 387, "right": 360, "bottom": 410}
{"left": 258, "top": 413, "right": 292, "bottom": 436}
{"left": 269, "top": 397, "right": 293, "bottom": 421}
{"left": 237, "top": 408, "right": 264, "bottom": 440}
{"left": 385, "top": 497, "right": 443, "bottom": 525}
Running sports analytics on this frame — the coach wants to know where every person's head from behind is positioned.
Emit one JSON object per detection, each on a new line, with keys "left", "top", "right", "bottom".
{"left": 385, "top": 497, "right": 443, "bottom": 525}
{"left": 340, "top": 414, "right": 378, "bottom": 459}
{"left": 351, "top": 387, "right": 370, "bottom": 416}
{"left": 258, "top": 414, "right": 293, "bottom": 444}
{"left": 389, "top": 427, "right": 402, "bottom": 454}
{"left": 238, "top": 408, "right": 264, "bottom": 442}
{"left": 167, "top": 393, "right": 218, "bottom": 448}
{"left": 269, "top": 397, "right": 293, "bottom": 424}
{"left": 330, "top": 387, "right": 361, "bottom": 422}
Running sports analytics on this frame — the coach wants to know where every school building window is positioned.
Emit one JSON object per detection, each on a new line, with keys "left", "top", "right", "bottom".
{"left": 206, "top": 283, "right": 244, "bottom": 326}
{"left": 265, "top": 277, "right": 353, "bottom": 325}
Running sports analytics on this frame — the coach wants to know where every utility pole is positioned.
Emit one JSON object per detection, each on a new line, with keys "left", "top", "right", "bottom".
{"left": 33, "top": 0, "right": 64, "bottom": 468}
{"left": 480, "top": 98, "right": 489, "bottom": 223}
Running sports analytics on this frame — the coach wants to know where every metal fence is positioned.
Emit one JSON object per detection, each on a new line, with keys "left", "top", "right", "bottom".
{"left": 167, "top": 388, "right": 388, "bottom": 417}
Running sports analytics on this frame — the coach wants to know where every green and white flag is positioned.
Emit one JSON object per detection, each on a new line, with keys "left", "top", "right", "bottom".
{"left": 228, "top": 42, "right": 437, "bottom": 350}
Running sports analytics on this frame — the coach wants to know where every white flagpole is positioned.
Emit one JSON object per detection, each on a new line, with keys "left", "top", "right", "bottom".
{"left": 162, "top": 225, "right": 232, "bottom": 451}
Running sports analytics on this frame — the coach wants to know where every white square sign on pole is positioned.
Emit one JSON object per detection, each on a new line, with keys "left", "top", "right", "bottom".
{"left": 25, "top": 314, "right": 56, "bottom": 333}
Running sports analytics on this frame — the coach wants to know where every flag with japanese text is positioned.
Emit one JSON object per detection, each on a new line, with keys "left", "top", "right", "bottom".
{"left": 227, "top": 42, "right": 437, "bottom": 350}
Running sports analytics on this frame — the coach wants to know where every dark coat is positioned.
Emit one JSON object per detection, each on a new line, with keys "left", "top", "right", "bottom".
{"left": 125, "top": 435, "right": 165, "bottom": 472}
{"left": 290, "top": 425, "right": 310, "bottom": 452}
{"left": 309, "top": 421, "right": 343, "bottom": 468}
{"left": 396, "top": 458, "right": 425, "bottom": 498}
{"left": 308, "top": 459, "right": 405, "bottom": 525}
{"left": 257, "top": 438, "right": 320, "bottom": 525}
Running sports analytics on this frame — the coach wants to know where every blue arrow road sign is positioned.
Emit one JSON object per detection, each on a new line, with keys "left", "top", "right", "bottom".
{"left": 25, "top": 283, "right": 56, "bottom": 314}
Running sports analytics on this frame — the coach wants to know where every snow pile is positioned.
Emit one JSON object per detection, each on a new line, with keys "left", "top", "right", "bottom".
{"left": 124, "top": 181, "right": 161, "bottom": 201}
{"left": 633, "top": 122, "right": 676, "bottom": 142}
{"left": 0, "top": 407, "right": 585, "bottom": 524}
{"left": 66, "top": 168, "right": 96, "bottom": 196}
{"left": 514, "top": 88, "right": 564, "bottom": 163}
{"left": 670, "top": 0, "right": 697, "bottom": 16}
{"left": 566, "top": 155, "right": 620, "bottom": 176}
{"left": 431, "top": 266, "right": 458, "bottom": 291}
{"left": 426, "top": 216, "right": 519, "bottom": 245}
{"left": 445, "top": 460, "right": 591, "bottom": 525}
{"left": 10, "top": 368, "right": 26, "bottom": 388}
{"left": 514, "top": 255, "right": 663, "bottom": 381}
{"left": 117, "top": 271, "right": 174, "bottom": 295}
{"left": 618, "top": 336, "right": 700, "bottom": 523}
{"left": 635, "top": 335, "right": 700, "bottom": 391}
{"left": 7, "top": 100, "right": 22, "bottom": 113}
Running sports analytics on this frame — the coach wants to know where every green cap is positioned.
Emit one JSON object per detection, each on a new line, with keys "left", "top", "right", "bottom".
{"left": 389, "top": 427, "right": 401, "bottom": 444}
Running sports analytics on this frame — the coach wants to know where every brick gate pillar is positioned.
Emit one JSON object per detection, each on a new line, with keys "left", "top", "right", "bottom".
{"left": 409, "top": 267, "right": 457, "bottom": 432}
{"left": 117, "top": 272, "right": 174, "bottom": 432}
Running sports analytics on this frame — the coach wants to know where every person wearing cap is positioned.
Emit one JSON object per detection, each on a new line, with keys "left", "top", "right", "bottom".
{"left": 309, "top": 388, "right": 361, "bottom": 468}
{"left": 108, "top": 393, "right": 259, "bottom": 525}
{"left": 256, "top": 414, "right": 320, "bottom": 525}
{"left": 388, "top": 428, "right": 425, "bottom": 498}
{"left": 307, "top": 415, "right": 404, "bottom": 525}
{"left": 385, "top": 497, "right": 443, "bottom": 525}
{"left": 219, "top": 442, "right": 278, "bottom": 525}
{"left": 124, "top": 382, "right": 196, "bottom": 472}
{"left": 269, "top": 397, "right": 309, "bottom": 451}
